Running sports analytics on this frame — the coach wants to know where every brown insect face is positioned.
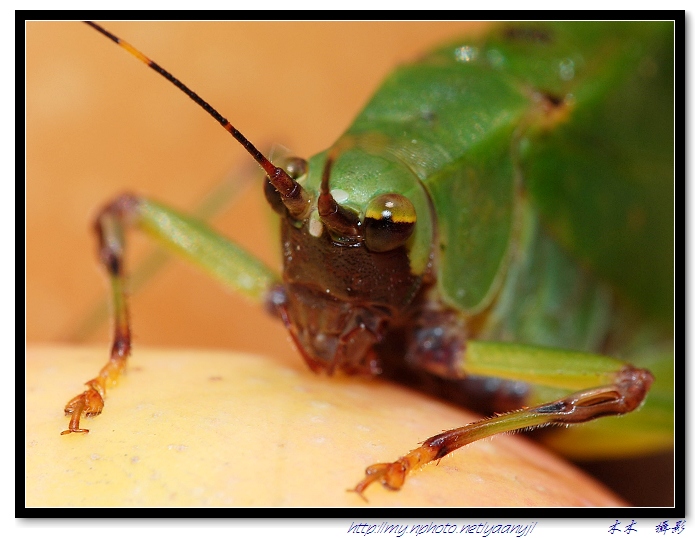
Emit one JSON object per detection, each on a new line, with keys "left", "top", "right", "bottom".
{"left": 265, "top": 156, "right": 426, "bottom": 376}
{"left": 277, "top": 218, "right": 423, "bottom": 376}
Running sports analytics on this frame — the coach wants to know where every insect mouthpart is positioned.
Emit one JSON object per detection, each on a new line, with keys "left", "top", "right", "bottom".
{"left": 279, "top": 284, "right": 386, "bottom": 376}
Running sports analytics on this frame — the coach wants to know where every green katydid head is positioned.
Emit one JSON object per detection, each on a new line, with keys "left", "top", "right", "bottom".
{"left": 263, "top": 146, "right": 434, "bottom": 375}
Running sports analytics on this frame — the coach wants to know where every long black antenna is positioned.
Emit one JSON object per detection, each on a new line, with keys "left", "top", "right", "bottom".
{"left": 85, "top": 21, "right": 311, "bottom": 219}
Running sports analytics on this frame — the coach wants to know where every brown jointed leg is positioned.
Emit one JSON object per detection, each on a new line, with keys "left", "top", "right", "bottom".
{"left": 61, "top": 194, "right": 138, "bottom": 434}
{"left": 350, "top": 364, "right": 653, "bottom": 499}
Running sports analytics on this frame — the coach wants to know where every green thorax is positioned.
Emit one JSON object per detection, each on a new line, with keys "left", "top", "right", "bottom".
{"left": 335, "top": 22, "right": 673, "bottom": 328}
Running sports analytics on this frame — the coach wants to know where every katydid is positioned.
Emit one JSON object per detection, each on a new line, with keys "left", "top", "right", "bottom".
{"left": 58, "top": 21, "right": 674, "bottom": 499}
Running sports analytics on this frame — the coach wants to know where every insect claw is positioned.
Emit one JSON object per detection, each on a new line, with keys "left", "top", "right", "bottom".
{"left": 350, "top": 460, "right": 410, "bottom": 499}
{"left": 347, "top": 486, "right": 370, "bottom": 503}
{"left": 60, "top": 428, "right": 89, "bottom": 435}
{"left": 350, "top": 476, "right": 376, "bottom": 500}
{"left": 62, "top": 386, "right": 105, "bottom": 434}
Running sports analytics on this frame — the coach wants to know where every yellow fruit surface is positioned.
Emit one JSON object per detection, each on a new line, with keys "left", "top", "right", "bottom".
{"left": 26, "top": 346, "right": 624, "bottom": 507}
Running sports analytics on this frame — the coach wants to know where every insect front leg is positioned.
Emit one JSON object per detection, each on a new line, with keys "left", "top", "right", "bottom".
{"left": 62, "top": 193, "right": 280, "bottom": 434}
{"left": 69, "top": 160, "right": 259, "bottom": 342}
{"left": 352, "top": 340, "right": 656, "bottom": 498}
{"left": 61, "top": 196, "right": 133, "bottom": 434}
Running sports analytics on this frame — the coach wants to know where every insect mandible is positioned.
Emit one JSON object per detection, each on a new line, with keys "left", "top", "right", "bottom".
{"left": 35, "top": 21, "right": 674, "bottom": 500}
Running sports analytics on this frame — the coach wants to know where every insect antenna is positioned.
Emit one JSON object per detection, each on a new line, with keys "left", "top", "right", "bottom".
{"left": 84, "top": 21, "right": 311, "bottom": 220}
{"left": 317, "top": 153, "right": 362, "bottom": 240}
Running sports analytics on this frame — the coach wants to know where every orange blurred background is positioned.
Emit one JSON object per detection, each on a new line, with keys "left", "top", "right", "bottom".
{"left": 27, "top": 21, "right": 485, "bottom": 356}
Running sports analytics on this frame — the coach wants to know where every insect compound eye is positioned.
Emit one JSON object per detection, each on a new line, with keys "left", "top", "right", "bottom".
{"left": 363, "top": 193, "right": 417, "bottom": 252}
{"left": 282, "top": 156, "right": 308, "bottom": 180}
